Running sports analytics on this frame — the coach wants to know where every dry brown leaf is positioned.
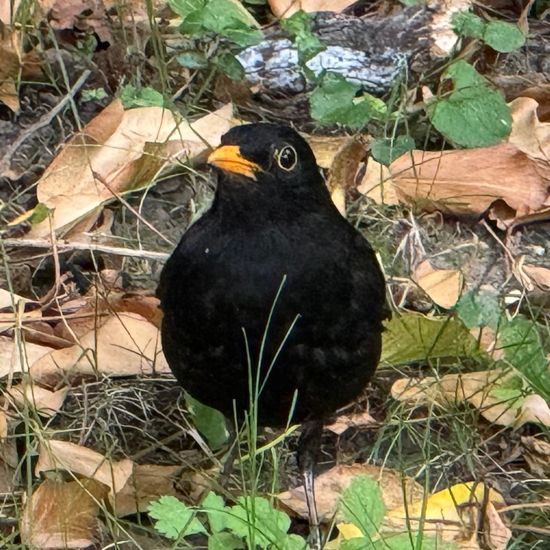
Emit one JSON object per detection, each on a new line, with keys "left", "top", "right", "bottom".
{"left": 114, "top": 464, "right": 180, "bottom": 517}
{"left": 269, "top": 0, "right": 356, "bottom": 18}
{"left": 413, "top": 260, "right": 463, "bottom": 309}
{"left": 36, "top": 440, "right": 133, "bottom": 495}
{"left": 0, "top": 288, "right": 31, "bottom": 309}
{"left": 384, "top": 144, "right": 545, "bottom": 217}
{"left": 109, "top": 293, "right": 163, "bottom": 328}
{"left": 484, "top": 501, "right": 512, "bottom": 550}
{"left": 325, "top": 410, "right": 377, "bottom": 435}
{"left": 20, "top": 477, "right": 108, "bottom": 549}
{"left": 327, "top": 139, "right": 366, "bottom": 216}
{"left": 519, "top": 84, "right": 550, "bottom": 122}
{"left": 0, "top": 335, "right": 52, "bottom": 379}
{"left": 305, "top": 135, "right": 354, "bottom": 169}
{"left": 30, "top": 312, "right": 170, "bottom": 388}
{"left": 48, "top": 0, "right": 112, "bottom": 43}
{"left": 26, "top": 102, "right": 235, "bottom": 238}
{"left": 278, "top": 463, "right": 423, "bottom": 523}
{"left": 0, "top": 26, "right": 21, "bottom": 112}
{"left": 521, "top": 435, "right": 550, "bottom": 477}
{"left": 358, "top": 157, "right": 399, "bottom": 204}
{"left": 0, "top": 1, "right": 22, "bottom": 24}
{"left": 6, "top": 382, "right": 68, "bottom": 417}
{"left": 514, "top": 259, "right": 550, "bottom": 292}
{"left": 391, "top": 370, "right": 550, "bottom": 428}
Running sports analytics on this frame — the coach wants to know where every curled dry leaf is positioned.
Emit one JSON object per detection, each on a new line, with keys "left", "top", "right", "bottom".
{"left": 269, "top": 0, "right": 357, "bottom": 18}
{"left": 26, "top": 101, "right": 235, "bottom": 238}
{"left": 360, "top": 97, "right": 550, "bottom": 228}
{"left": 413, "top": 259, "right": 463, "bottom": 309}
{"left": 20, "top": 477, "right": 109, "bottom": 549}
{"left": 513, "top": 258, "right": 550, "bottom": 292}
{"left": 36, "top": 440, "right": 133, "bottom": 496}
{"left": 30, "top": 313, "right": 170, "bottom": 388}
{"left": 391, "top": 369, "right": 550, "bottom": 428}
{"left": 277, "top": 463, "right": 423, "bottom": 523}
{"left": 6, "top": 382, "right": 68, "bottom": 418}
{"left": 521, "top": 435, "right": 550, "bottom": 477}
{"left": 326, "top": 139, "right": 366, "bottom": 216}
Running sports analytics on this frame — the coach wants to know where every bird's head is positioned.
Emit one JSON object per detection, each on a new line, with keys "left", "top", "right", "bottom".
{"left": 207, "top": 123, "right": 324, "bottom": 196}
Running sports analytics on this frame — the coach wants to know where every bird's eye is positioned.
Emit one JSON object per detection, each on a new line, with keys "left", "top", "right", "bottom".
{"left": 276, "top": 146, "right": 297, "bottom": 172}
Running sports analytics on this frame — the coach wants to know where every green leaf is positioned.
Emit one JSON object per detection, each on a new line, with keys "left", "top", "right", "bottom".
{"left": 500, "top": 317, "right": 550, "bottom": 400}
{"left": 452, "top": 11, "right": 485, "bottom": 39}
{"left": 374, "top": 533, "right": 460, "bottom": 549}
{"left": 29, "top": 203, "right": 53, "bottom": 225}
{"left": 120, "top": 85, "right": 164, "bottom": 108}
{"left": 176, "top": 51, "right": 209, "bottom": 69}
{"left": 225, "top": 497, "right": 291, "bottom": 548}
{"left": 215, "top": 52, "right": 245, "bottom": 80}
{"left": 381, "top": 311, "right": 481, "bottom": 366}
{"left": 148, "top": 496, "right": 206, "bottom": 539}
{"left": 428, "top": 61, "right": 512, "bottom": 147}
{"left": 81, "top": 87, "right": 108, "bottom": 102}
{"left": 281, "top": 10, "right": 325, "bottom": 63}
{"left": 281, "top": 533, "right": 309, "bottom": 549}
{"left": 170, "top": 0, "right": 263, "bottom": 47}
{"left": 455, "top": 290, "right": 501, "bottom": 330}
{"left": 339, "top": 476, "right": 385, "bottom": 538}
{"left": 202, "top": 491, "right": 230, "bottom": 534}
{"left": 371, "top": 135, "right": 415, "bottom": 166}
{"left": 310, "top": 73, "right": 385, "bottom": 128}
{"left": 186, "top": 394, "right": 229, "bottom": 450}
{"left": 483, "top": 21, "right": 526, "bottom": 53}
{"left": 208, "top": 531, "right": 244, "bottom": 550}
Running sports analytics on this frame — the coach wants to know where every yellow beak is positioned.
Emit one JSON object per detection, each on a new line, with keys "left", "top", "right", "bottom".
{"left": 207, "top": 145, "right": 259, "bottom": 181}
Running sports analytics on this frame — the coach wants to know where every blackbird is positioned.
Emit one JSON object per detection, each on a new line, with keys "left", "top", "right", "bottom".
{"left": 158, "top": 123, "right": 388, "bottom": 547}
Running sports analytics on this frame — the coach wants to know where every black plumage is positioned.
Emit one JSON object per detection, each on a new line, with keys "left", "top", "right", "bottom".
{"left": 159, "top": 123, "right": 388, "bottom": 548}
{"left": 158, "top": 123, "right": 388, "bottom": 429}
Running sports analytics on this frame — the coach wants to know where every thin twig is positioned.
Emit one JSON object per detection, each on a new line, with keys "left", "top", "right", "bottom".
{"left": 2, "top": 237, "right": 170, "bottom": 261}
{"left": 0, "top": 70, "right": 91, "bottom": 176}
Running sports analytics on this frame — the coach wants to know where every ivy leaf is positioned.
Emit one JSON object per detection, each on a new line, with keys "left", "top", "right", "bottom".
{"left": 483, "top": 21, "right": 526, "bottom": 53}
{"left": 170, "top": 0, "right": 262, "bottom": 47}
{"left": 500, "top": 317, "right": 550, "bottom": 400}
{"left": 452, "top": 11, "right": 485, "bottom": 39}
{"left": 428, "top": 60, "right": 512, "bottom": 147}
{"left": 371, "top": 135, "right": 415, "bottom": 166}
{"left": 120, "top": 85, "right": 164, "bottom": 108}
{"left": 281, "top": 10, "right": 325, "bottom": 63}
{"left": 215, "top": 52, "right": 245, "bottom": 80}
{"left": 456, "top": 290, "right": 501, "bottom": 330}
{"left": 186, "top": 394, "right": 229, "bottom": 450}
{"left": 310, "top": 72, "right": 386, "bottom": 129}
{"left": 176, "top": 51, "right": 209, "bottom": 69}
